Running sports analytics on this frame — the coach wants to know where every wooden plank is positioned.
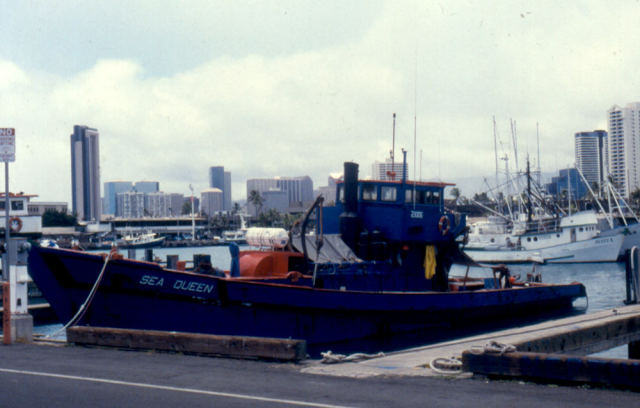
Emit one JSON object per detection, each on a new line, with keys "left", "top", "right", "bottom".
{"left": 462, "top": 350, "right": 640, "bottom": 389}
{"left": 66, "top": 327, "right": 306, "bottom": 361}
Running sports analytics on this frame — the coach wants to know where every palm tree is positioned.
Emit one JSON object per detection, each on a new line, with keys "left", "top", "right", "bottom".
{"left": 247, "top": 190, "right": 264, "bottom": 217}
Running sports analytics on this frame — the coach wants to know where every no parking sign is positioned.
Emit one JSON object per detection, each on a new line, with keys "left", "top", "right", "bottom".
{"left": 0, "top": 128, "right": 15, "bottom": 162}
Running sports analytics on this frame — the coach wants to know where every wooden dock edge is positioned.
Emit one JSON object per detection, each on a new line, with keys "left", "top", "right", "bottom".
{"left": 462, "top": 350, "right": 640, "bottom": 389}
{"left": 515, "top": 314, "right": 640, "bottom": 355}
{"left": 66, "top": 327, "right": 307, "bottom": 361}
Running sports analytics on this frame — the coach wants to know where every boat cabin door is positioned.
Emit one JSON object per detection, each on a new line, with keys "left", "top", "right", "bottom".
{"left": 570, "top": 228, "right": 576, "bottom": 243}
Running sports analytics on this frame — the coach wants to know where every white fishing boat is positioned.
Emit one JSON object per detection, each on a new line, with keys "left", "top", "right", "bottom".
{"left": 221, "top": 229, "right": 247, "bottom": 244}
{"left": 221, "top": 213, "right": 248, "bottom": 244}
{"left": 119, "top": 232, "right": 165, "bottom": 249}
{"left": 465, "top": 211, "right": 624, "bottom": 263}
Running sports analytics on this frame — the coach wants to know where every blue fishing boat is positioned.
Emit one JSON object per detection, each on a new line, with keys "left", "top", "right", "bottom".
{"left": 27, "top": 160, "right": 586, "bottom": 345}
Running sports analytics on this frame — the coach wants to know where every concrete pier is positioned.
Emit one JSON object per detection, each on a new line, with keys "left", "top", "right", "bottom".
{"left": 303, "top": 304, "right": 640, "bottom": 382}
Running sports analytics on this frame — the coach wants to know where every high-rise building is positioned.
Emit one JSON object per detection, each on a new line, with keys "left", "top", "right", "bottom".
{"left": 246, "top": 176, "right": 314, "bottom": 214}
{"left": 103, "top": 181, "right": 133, "bottom": 215}
{"left": 575, "top": 130, "right": 607, "bottom": 189}
{"left": 372, "top": 159, "right": 408, "bottom": 181}
{"left": 315, "top": 173, "right": 342, "bottom": 204}
{"left": 168, "top": 193, "right": 185, "bottom": 217}
{"left": 608, "top": 103, "right": 640, "bottom": 197}
{"left": 145, "top": 192, "right": 171, "bottom": 217}
{"left": 134, "top": 181, "right": 159, "bottom": 193}
{"left": 116, "top": 191, "right": 145, "bottom": 218}
{"left": 223, "top": 171, "right": 232, "bottom": 211}
{"left": 209, "top": 166, "right": 231, "bottom": 211}
{"left": 200, "top": 188, "right": 224, "bottom": 216}
{"left": 70, "top": 125, "right": 101, "bottom": 221}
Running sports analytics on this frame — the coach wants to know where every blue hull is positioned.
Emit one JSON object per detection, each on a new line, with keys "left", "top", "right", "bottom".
{"left": 28, "top": 246, "right": 586, "bottom": 345}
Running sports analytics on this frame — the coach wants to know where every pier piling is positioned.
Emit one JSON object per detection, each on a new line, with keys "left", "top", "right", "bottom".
{"left": 166, "top": 255, "right": 178, "bottom": 270}
{"left": 625, "top": 247, "right": 640, "bottom": 304}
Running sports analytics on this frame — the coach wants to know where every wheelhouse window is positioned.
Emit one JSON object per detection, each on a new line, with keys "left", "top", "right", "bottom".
{"left": 381, "top": 186, "right": 397, "bottom": 202}
{"left": 405, "top": 188, "right": 441, "bottom": 205}
{"left": 11, "top": 200, "right": 23, "bottom": 211}
{"left": 338, "top": 185, "right": 344, "bottom": 203}
{"left": 405, "top": 189, "right": 413, "bottom": 203}
{"left": 361, "top": 184, "right": 377, "bottom": 201}
{"left": 432, "top": 191, "right": 441, "bottom": 205}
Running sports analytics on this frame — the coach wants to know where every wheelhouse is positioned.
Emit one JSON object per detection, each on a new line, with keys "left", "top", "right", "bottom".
{"left": 324, "top": 179, "right": 464, "bottom": 245}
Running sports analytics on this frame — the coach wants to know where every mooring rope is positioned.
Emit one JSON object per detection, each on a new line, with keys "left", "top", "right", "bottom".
{"left": 469, "top": 340, "right": 517, "bottom": 355}
{"left": 320, "top": 350, "right": 385, "bottom": 364}
{"left": 429, "top": 357, "right": 463, "bottom": 375}
{"left": 46, "top": 249, "right": 115, "bottom": 339}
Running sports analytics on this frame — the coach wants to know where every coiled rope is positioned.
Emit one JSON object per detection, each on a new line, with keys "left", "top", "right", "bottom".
{"left": 429, "top": 357, "right": 463, "bottom": 375}
{"left": 320, "top": 350, "right": 385, "bottom": 364}
{"left": 429, "top": 341, "right": 516, "bottom": 375}
{"left": 46, "top": 248, "right": 116, "bottom": 339}
{"left": 469, "top": 340, "right": 517, "bottom": 355}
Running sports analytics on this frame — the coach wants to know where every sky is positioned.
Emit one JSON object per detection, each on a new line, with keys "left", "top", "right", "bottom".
{"left": 2, "top": 0, "right": 640, "bottom": 203}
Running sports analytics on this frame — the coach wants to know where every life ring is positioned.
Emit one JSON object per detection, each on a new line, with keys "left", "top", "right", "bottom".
{"left": 9, "top": 216, "right": 22, "bottom": 233}
{"left": 438, "top": 216, "right": 450, "bottom": 236}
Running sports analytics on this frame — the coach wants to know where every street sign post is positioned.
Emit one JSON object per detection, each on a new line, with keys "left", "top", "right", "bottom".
{"left": 1, "top": 128, "right": 13, "bottom": 344}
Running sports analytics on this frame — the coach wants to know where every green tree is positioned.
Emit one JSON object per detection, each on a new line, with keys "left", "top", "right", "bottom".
{"left": 256, "top": 208, "right": 281, "bottom": 227}
{"left": 247, "top": 190, "right": 264, "bottom": 217}
{"left": 182, "top": 200, "right": 192, "bottom": 215}
{"left": 42, "top": 210, "right": 77, "bottom": 227}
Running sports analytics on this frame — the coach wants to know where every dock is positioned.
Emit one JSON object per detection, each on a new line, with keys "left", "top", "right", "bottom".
{"left": 302, "top": 304, "right": 640, "bottom": 387}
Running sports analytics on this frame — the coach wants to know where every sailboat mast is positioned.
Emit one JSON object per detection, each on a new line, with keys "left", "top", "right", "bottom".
{"left": 493, "top": 116, "right": 499, "bottom": 192}
{"left": 536, "top": 122, "right": 541, "bottom": 185}
{"left": 527, "top": 159, "right": 532, "bottom": 223}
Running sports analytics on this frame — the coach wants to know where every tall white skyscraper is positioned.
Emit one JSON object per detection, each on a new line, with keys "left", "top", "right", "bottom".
{"left": 608, "top": 103, "right": 640, "bottom": 197}
{"left": 70, "top": 125, "right": 101, "bottom": 221}
{"left": 575, "top": 130, "right": 607, "bottom": 189}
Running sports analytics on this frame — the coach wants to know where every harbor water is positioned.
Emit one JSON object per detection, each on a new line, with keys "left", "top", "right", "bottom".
{"left": 35, "top": 246, "right": 629, "bottom": 357}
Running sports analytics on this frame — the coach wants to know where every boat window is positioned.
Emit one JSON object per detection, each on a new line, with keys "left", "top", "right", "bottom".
{"left": 0, "top": 202, "right": 4, "bottom": 210}
{"left": 338, "top": 185, "right": 344, "bottom": 203}
{"left": 362, "top": 184, "right": 377, "bottom": 201}
{"left": 381, "top": 186, "right": 397, "bottom": 202}
{"left": 422, "top": 190, "right": 432, "bottom": 204}
{"left": 432, "top": 191, "right": 441, "bottom": 204}
{"left": 11, "top": 200, "right": 23, "bottom": 211}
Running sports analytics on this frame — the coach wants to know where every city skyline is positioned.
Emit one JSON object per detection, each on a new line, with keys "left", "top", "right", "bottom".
{"left": 4, "top": 2, "right": 640, "bottom": 204}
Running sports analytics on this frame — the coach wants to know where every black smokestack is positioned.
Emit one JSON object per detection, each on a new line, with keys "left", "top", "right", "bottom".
{"left": 340, "top": 162, "right": 360, "bottom": 250}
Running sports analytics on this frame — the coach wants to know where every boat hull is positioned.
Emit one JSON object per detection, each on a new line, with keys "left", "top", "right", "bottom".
{"left": 465, "top": 233, "right": 624, "bottom": 264}
{"left": 28, "top": 246, "right": 586, "bottom": 345}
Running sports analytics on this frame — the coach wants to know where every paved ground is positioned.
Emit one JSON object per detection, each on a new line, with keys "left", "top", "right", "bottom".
{"left": 0, "top": 342, "right": 638, "bottom": 408}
